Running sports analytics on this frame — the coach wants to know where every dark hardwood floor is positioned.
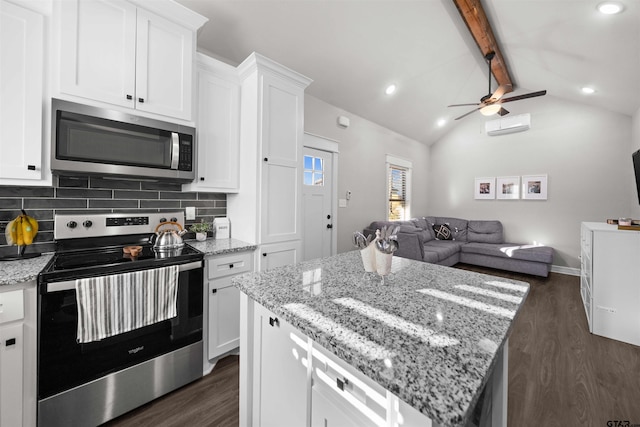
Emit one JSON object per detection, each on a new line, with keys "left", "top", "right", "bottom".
{"left": 105, "top": 266, "right": 640, "bottom": 427}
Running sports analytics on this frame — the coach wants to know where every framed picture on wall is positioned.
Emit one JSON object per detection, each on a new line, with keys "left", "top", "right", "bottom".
{"left": 522, "top": 174, "right": 548, "bottom": 200}
{"left": 474, "top": 177, "right": 495, "bottom": 199}
{"left": 496, "top": 176, "right": 520, "bottom": 200}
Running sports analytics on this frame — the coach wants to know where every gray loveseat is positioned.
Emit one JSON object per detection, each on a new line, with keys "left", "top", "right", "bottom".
{"left": 364, "top": 216, "right": 554, "bottom": 277}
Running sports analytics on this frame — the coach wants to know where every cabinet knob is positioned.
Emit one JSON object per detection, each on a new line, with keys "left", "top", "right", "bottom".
{"left": 138, "top": 98, "right": 145, "bottom": 103}
{"left": 269, "top": 317, "right": 279, "bottom": 327}
{"left": 211, "top": 289, "right": 217, "bottom": 294}
{"left": 263, "top": 157, "right": 268, "bottom": 162}
{"left": 27, "top": 165, "right": 37, "bottom": 171}
{"left": 126, "top": 94, "right": 133, "bottom": 100}
{"left": 229, "top": 264, "right": 234, "bottom": 269}
{"left": 262, "top": 253, "right": 267, "bottom": 257}
{"left": 5, "top": 338, "right": 16, "bottom": 347}
{"left": 200, "top": 177, "right": 205, "bottom": 181}
{"left": 326, "top": 224, "right": 333, "bottom": 229}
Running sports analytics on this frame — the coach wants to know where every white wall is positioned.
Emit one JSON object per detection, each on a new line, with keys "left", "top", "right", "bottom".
{"left": 428, "top": 95, "right": 633, "bottom": 270}
{"left": 631, "top": 107, "right": 640, "bottom": 219}
{"left": 304, "top": 95, "right": 429, "bottom": 253}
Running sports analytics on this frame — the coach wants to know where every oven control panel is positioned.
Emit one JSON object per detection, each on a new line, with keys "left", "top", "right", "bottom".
{"left": 106, "top": 216, "right": 150, "bottom": 227}
{"left": 54, "top": 212, "right": 185, "bottom": 240}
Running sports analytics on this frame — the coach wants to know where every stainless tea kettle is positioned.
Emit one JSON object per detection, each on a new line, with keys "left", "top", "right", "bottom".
{"left": 150, "top": 221, "right": 186, "bottom": 250}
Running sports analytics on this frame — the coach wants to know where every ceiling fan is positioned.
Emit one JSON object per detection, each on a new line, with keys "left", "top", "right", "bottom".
{"left": 448, "top": 52, "right": 547, "bottom": 121}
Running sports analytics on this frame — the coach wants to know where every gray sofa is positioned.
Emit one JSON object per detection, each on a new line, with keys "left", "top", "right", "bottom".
{"left": 364, "top": 216, "right": 554, "bottom": 277}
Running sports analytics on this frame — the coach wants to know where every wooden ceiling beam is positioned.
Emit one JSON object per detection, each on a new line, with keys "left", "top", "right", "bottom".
{"left": 452, "top": 0, "right": 514, "bottom": 91}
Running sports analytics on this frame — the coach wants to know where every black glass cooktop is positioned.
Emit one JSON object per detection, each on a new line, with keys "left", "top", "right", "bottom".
{"left": 50, "top": 244, "right": 201, "bottom": 271}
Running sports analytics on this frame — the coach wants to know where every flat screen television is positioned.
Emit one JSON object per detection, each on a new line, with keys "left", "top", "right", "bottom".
{"left": 633, "top": 149, "right": 640, "bottom": 204}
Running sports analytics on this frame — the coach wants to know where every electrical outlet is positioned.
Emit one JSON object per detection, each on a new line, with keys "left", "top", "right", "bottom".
{"left": 186, "top": 206, "right": 196, "bottom": 220}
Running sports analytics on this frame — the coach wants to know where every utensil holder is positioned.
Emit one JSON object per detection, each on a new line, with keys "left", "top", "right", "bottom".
{"left": 375, "top": 251, "right": 393, "bottom": 276}
{"left": 360, "top": 242, "right": 377, "bottom": 272}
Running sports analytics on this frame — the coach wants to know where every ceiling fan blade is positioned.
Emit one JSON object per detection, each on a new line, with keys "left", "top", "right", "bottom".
{"left": 489, "top": 84, "right": 513, "bottom": 101}
{"left": 448, "top": 102, "right": 481, "bottom": 107}
{"left": 454, "top": 107, "right": 482, "bottom": 120}
{"left": 500, "top": 90, "right": 547, "bottom": 104}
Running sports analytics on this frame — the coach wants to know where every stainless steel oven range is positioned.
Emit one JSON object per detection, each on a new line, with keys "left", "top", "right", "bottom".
{"left": 37, "top": 212, "right": 204, "bottom": 427}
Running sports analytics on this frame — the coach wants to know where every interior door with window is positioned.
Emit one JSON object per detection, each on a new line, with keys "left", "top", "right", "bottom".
{"left": 302, "top": 147, "right": 333, "bottom": 261}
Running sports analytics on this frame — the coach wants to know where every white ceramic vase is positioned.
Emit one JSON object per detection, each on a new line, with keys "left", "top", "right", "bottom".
{"left": 360, "top": 242, "right": 377, "bottom": 272}
{"left": 375, "top": 251, "right": 393, "bottom": 276}
{"left": 196, "top": 232, "right": 207, "bottom": 241}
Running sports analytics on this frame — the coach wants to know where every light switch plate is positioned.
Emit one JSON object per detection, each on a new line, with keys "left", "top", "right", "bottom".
{"left": 338, "top": 199, "right": 347, "bottom": 208}
{"left": 186, "top": 206, "right": 196, "bottom": 220}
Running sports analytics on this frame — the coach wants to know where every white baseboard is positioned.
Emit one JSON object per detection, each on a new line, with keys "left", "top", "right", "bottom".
{"left": 550, "top": 265, "right": 580, "bottom": 276}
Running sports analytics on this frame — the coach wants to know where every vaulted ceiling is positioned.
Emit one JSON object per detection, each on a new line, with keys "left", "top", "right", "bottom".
{"left": 176, "top": 0, "right": 640, "bottom": 145}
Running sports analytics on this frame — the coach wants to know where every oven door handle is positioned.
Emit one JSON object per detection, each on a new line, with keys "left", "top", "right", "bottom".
{"left": 43, "top": 261, "right": 203, "bottom": 293}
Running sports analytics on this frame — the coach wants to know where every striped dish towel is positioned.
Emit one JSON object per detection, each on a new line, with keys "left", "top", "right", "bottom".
{"left": 75, "top": 265, "right": 180, "bottom": 343}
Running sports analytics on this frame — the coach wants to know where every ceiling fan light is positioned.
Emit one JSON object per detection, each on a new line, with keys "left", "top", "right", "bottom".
{"left": 480, "top": 104, "right": 501, "bottom": 116}
{"left": 385, "top": 84, "right": 397, "bottom": 95}
{"left": 597, "top": 2, "right": 624, "bottom": 14}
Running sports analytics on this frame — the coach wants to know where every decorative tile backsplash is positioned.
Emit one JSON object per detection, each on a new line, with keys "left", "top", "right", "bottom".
{"left": 0, "top": 175, "right": 226, "bottom": 257}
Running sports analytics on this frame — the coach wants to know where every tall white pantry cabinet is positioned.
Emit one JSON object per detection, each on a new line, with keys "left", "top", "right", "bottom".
{"left": 228, "top": 53, "right": 312, "bottom": 271}
{"left": 580, "top": 222, "right": 640, "bottom": 347}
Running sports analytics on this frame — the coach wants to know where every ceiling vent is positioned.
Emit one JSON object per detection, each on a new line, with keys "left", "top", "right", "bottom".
{"left": 485, "top": 113, "right": 531, "bottom": 136}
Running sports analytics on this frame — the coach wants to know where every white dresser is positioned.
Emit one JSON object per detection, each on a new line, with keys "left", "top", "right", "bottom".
{"left": 580, "top": 222, "right": 640, "bottom": 346}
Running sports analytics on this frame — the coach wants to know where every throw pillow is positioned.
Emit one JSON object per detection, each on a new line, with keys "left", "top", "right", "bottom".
{"left": 432, "top": 223, "right": 453, "bottom": 240}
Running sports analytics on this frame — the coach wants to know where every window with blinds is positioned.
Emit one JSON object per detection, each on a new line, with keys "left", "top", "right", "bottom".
{"left": 388, "top": 165, "right": 408, "bottom": 220}
{"left": 386, "top": 154, "right": 412, "bottom": 221}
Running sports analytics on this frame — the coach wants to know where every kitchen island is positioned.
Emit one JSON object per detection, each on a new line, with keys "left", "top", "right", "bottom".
{"left": 233, "top": 250, "right": 529, "bottom": 426}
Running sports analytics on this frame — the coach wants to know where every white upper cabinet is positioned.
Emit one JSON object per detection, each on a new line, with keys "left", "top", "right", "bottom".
{"left": 0, "top": 0, "right": 48, "bottom": 185}
{"left": 183, "top": 54, "right": 240, "bottom": 193}
{"left": 57, "top": 0, "right": 206, "bottom": 122}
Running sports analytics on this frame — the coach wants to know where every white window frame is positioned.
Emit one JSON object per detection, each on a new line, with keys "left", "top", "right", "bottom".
{"left": 385, "top": 155, "right": 412, "bottom": 221}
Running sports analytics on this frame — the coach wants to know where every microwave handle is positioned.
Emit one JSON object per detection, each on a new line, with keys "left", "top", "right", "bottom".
{"left": 170, "top": 132, "right": 180, "bottom": 170}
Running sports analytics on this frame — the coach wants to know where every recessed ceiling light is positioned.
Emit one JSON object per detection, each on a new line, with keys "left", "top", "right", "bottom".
{"left": 597, "top": 2, "right": 624, "bottom": 14}
{"left": 581, "top": 87, "right": 596, "bottom": 94}
{"left": 437, "top": 118, "right": 447, "bottom": 127}
{"left": 385, "top": 84, "right": 397, "bottom": 95}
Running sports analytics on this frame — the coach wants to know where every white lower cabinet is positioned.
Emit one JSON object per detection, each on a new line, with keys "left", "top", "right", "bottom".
{"left": 580, "top": 222, "right": 640, "bottom": 346}
{"left": 205, "top": 251, "right": 253, "bottom": 362}
{"left": 0, "top": 289, "right": 25, "bottom": 427}
{"left": 251, "top": 303, "right": 308, "bottom": 427}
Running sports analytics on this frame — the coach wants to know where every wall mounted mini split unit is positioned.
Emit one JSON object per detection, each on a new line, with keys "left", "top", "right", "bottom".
{"left": 485, "top": 113, "right": 531, "bottom": 136}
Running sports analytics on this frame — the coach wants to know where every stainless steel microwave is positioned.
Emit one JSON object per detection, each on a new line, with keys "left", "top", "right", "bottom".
{"left": 51, "top": 99, "right": 196, "bottom": 182}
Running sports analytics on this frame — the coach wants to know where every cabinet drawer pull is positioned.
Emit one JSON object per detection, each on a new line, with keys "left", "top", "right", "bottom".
{"left": 336, "top": 377, "right": 348, "bottom": 391}
{"left": 138, "top": 97, "right": 145, "bottom": 103}
{"left": 268, "top": 317, "right": 279, "bottom": 327}
{"left": 262, "top": 253, "right": 267, "bottom": 257}
{"left": 229, "top": 264, "right": 234, "bottom": 269}
{"left": 27, "top": 165, "right": 36, "bottom": 171}
{"left": 200, "top": 177, "right": 205, "bottom": 181}
{"left": 126, "top": 94, "right": 133, "bottom": 100}
{"left": 263, "top": 157, "right": 268, "bottom": 162}
{"left": 211, "top": 289, "right": 218, "bottom": 294}
{"left": 5, "top": 338, "right": 16, "bottom": 347}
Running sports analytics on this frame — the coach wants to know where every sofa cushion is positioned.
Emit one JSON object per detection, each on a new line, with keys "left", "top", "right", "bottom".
{"left": 461, "top": 242, "right": 554, "bottom": 264}
{"left": 422, "top": 251, "right": 440, "bottom": 263}
{"left": 423, "top": 241, "right": 465, "bottom": 261}
{"left": 468, "top": 220, "right": 504, "bottom": 244}
{"left": 426, "top": 217, "right": 468, "bottom": 241}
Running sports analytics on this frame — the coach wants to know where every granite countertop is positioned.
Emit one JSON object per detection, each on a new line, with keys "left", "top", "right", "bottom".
{"left": 233, "top": 250, "right": 530, "bottom": 426}
{"left": 186, "top": 238, "right": 256, "bottom": 256}
{"left": 0, "top": 253, "right": 54, "bottom": 286}
{"left": 0, "top": 238, "right": 254, "bottom": 287}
